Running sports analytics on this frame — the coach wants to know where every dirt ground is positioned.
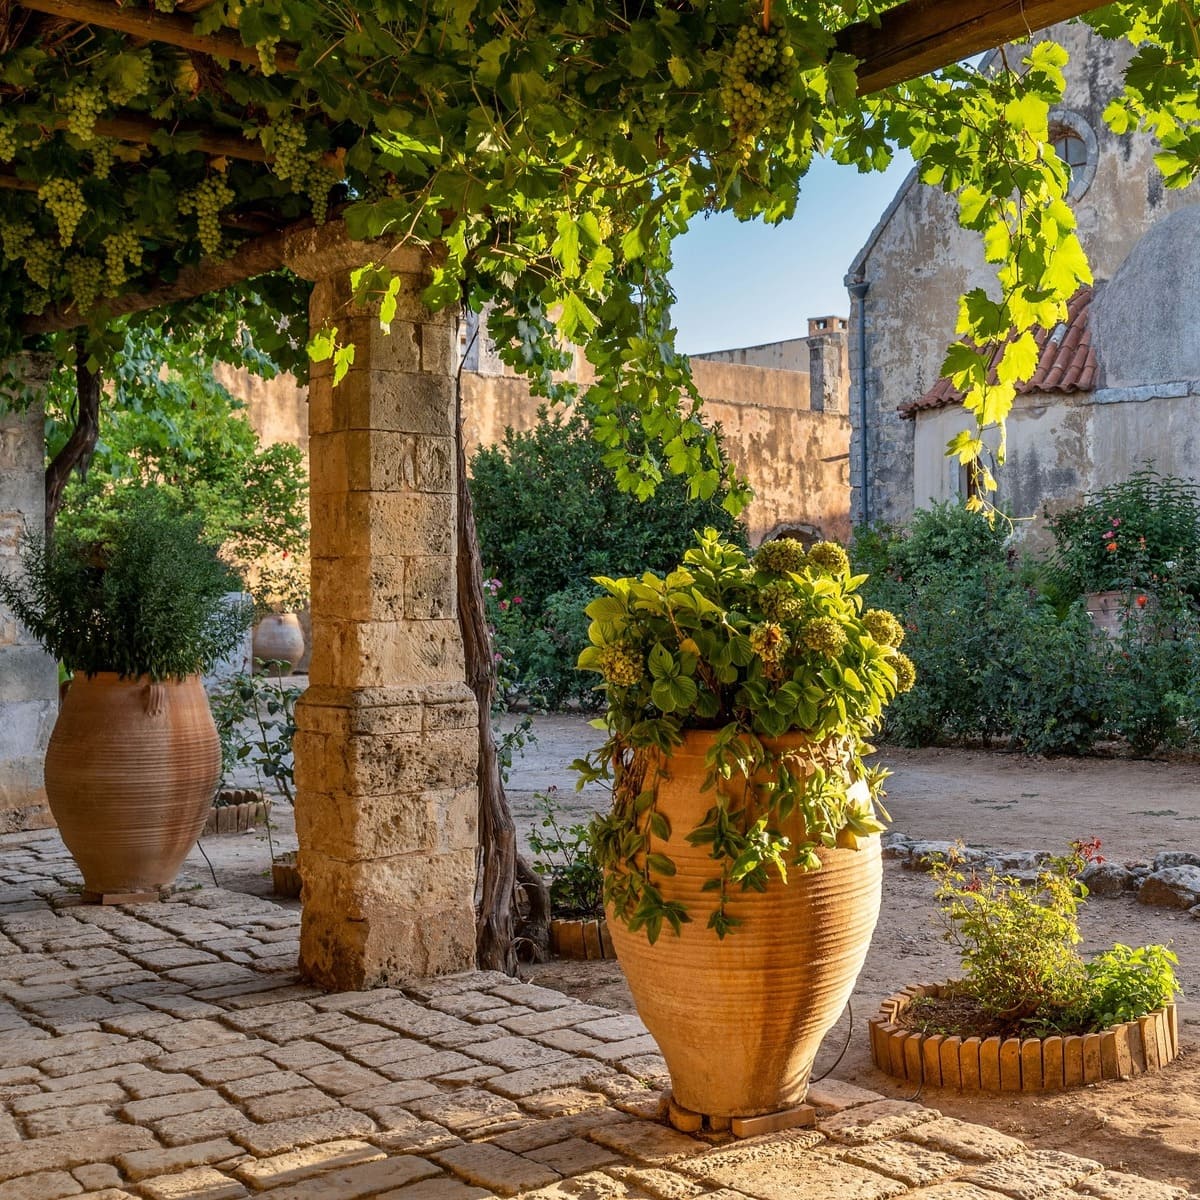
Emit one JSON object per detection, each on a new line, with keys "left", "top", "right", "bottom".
{"left": 510, "top": 716, "right": 1200, "bottom": 1189}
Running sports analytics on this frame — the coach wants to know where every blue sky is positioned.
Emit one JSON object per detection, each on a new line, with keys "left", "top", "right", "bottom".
{"left": 669, "top": 151, "right": 916, "bottom": 355}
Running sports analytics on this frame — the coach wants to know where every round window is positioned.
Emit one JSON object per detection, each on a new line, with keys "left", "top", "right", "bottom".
{"left": 1047, "top": 109, "right": 1098, "bottom": 201}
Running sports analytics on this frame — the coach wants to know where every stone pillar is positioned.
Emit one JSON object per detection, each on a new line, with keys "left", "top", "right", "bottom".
{"left": 284, "top": 227, "right": 479, "bottom": 989}
{"left": 0, "top": 356, "right": 58, "bottom": 832}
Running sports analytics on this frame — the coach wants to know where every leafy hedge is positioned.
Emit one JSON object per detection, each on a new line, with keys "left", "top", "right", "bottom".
{"left": 471, "top": 411, "right": 745, "bottom": 708}
{"left": 855, "top": 499, "right": 1200, "bottom": 757}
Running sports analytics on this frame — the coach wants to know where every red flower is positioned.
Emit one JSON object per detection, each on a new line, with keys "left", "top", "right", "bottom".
{"left": 1136, "top": 595, "right": 1148, "bottom": 608}
{"left": 513, "top": 596, "right": 523, "bottom": 605}
{"left": 499, "top": 600, "right": 509, "bottom": 611}
{"left": 1105, "top": 541, "right": 1118, "bottom": 553}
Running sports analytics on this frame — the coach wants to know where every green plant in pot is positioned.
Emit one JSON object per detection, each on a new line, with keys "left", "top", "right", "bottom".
{"left": 574, "top": 528, "right": 912, "bottom": 1123}
{"left": 0, "top": 487, "right": 249, "bottom": 902}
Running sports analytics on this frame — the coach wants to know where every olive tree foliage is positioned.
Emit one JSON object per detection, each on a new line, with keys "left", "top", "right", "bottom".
{"left": 0, "top": 2, "right": 1197, "bottom": 500}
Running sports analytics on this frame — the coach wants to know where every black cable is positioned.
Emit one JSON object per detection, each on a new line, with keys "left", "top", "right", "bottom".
{"left": 810, "top": 998, "right": 854, "bottom": 1084}
{"left": 194, "top": 838, "right": 220, "bottom": 888}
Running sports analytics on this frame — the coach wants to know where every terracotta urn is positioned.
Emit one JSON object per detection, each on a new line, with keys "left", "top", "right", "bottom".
{"left": 44, "top": 673, "right": 220, "bottom": 902}
{"left": 252, "top": 612, "right": 306, "bottom": 673}
{"left": 605, "top": 730, "right": 882, "bottom": 1120}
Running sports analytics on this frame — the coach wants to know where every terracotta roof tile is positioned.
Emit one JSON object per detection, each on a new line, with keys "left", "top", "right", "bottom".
{"left": 899, "top": 287, "right": 1096, "bottom": 418}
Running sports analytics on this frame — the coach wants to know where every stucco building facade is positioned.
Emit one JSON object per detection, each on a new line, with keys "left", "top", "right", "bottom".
{"left": 848, "top": 21, "right": 1200, "bottom": 540}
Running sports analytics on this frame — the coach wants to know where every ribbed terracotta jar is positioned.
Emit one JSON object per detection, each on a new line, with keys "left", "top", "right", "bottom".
{"left": 606, "top": 730, "right": 882, "bottom": 1119}
{"left": 44, "top": 673, "right": 220, "bottom": 900}
{"left": 252, "top": 613, "right": 305, "bottom": 673}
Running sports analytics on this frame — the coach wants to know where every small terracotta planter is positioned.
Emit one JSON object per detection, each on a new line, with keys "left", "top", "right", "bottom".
{"left": 272, "top": 852, "right": 302, "bottom": 898}
{"left": 870, "top": 982, "right": 1179, "bottom": 1092}
{"left": 550, "top": 918, "right": 613, "bottom": 960}
{"left": 203, "top": 791, "right": 271, "bottom": 836}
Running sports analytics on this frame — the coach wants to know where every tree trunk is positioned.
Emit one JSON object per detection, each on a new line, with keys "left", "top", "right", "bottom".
{"left": 44, "top": 335, "right": 101, "bottom": 540}
{"left": 455, "top": 372, "right": 520, "bottom": 974}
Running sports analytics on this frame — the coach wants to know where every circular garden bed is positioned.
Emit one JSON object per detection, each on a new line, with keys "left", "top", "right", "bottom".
{"left": 869, "top": 981, "right": 1178, "bottom": 1092}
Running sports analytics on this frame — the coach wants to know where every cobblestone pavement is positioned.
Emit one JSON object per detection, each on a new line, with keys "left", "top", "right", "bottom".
{"left": 0, "top": 831, "right": 1195, "bottom": 1200}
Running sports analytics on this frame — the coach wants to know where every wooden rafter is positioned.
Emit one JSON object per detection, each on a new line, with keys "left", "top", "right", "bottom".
{"left": 15, "top": 0, "right": 300, "bottom": 72}
{"left": 837, "top": 0, "right": 1108, "bottom": 95}
{"left": 21, "top": 222, "right": 298, "bottom": 335}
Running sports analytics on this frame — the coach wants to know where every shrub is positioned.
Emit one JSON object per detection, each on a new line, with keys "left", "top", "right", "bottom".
{"left": 1045, "top": 467, "right": 1200, "bottom": 601}
{"left": 1102, "top": 592, "right": 1200, "bottom": 755}
{"left": 0, "top": 487, "right": 247, "bottom": 680}
{"left": 471, "top": 411, "right": 745, "bottom": 706}
{"left": 527, "top": 789, "right": 603, "bottom": 919}
{"left": 933, "top": 842, "right": 1179, "bottom": 1035}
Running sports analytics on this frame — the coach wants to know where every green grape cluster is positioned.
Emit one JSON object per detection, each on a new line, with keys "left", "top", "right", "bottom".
{"left": 67, "top": 255, "right": 104, "bottom": 313}
{"left": 257, "top": 35, "right": 281, "bottom": 75}
{"left": 179, "top": 176, "right": 234, "bottom": 256}
{"left": 91, "top": 140, "right": 115, "bottom": 181}
{"left": 22, "top": 240, "right": 59, "bottom": 291}
{"left": 38, "top": 178, "right": 87, "bottom": 244}
{"left": 107, "top": 53, "right": 151, "bottom": 107}
{"left": 64, "top": 82, "right": 105, "bottom": 145}
{"left": 103, "top": 228, "right": 142, "bottom": 290}
{"left": 154, "top": 0, "right": 175, "bottom": 11}
{"left": 0, "top": 115, "right": 19, "bottom": 161}
{"left": 267, "top": 118, "right": 309, "bottom": 184}
{"left": 307, "top": 164, "right": 340, "bottom": 225}
{"left": 718, "top": 19, "right": 798, "bottom": 155}
{"left": 0, "top": 220, "right": 31, "bottom": 263}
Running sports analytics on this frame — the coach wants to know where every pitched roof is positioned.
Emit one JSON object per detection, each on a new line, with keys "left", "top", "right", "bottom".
{"left": 899, "top": 286, "right": 1097, "bottom": 418}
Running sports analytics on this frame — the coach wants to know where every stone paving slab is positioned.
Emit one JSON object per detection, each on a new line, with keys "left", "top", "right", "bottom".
{"left": 0, "top": 830, "right": 1195, "bottom": 1200}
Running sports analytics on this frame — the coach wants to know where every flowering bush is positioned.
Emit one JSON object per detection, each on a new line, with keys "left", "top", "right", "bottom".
{"left": 574, "top": 528, "right": 911, "bottom": 940}
{"left": 1045, "top": 468, "right": 1200, "bottom": 599}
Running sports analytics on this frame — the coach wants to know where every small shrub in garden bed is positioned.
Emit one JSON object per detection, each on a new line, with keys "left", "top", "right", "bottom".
{"left": 918, "top": 840, "right": 1180, "bottom": 1040}
{"left": 527, "top": 788, "right": 603, "bottom": 920}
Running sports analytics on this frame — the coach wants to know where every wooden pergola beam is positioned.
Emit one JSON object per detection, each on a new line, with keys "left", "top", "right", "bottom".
{"left": 21, "top": 222, "right": 298, "bottom": 335}
{"left": 15, "top": 0, "right": 300, "bottom": 73}
{"left": 837, "top": 0, "right": 1106, "bottom": 94}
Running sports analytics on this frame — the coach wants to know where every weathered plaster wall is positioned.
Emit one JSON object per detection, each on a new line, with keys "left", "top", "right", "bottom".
{"left": 694, "top": 338, "right": 813, "bottom": 372}
{"left": 246, "top": 337, "right": 852, "bottom": 550}
{"left": 0, "top": 378, "right": 58, "bottom": 832}
{"left": 460, "top": 357, "right": 851, "bottom": 546}
{"left": 849, "top": 21, "right": 1200, "bottom": 530}
{"left": 214, "top": 363, "right": 309, "bottom": 456}
{"left": 914, "top": 385, "right": 1200, "bottom": 555}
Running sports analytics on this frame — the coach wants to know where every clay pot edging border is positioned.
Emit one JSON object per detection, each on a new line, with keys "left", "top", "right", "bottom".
{"left": 549, "top": 917, "right": 613, "bottom": 960}
{"left": 203, "top": 791, "right": 272, "bottom": 836}
{"left": 869, "top": 981, "right": 1178, "bottom": 1092}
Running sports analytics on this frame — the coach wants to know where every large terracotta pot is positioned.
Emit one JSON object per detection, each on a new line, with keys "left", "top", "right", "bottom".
{"left": 252, "top": 612, "right": 306, "bottom": 673}
{"left": 606, "top": 730, "right": 882, "bottom": 1119}
{"left": 44, "top": 673, "right": 220, "bottom": 901}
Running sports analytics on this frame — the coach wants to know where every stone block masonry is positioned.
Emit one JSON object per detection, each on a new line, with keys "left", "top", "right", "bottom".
{"left": 282, "top": 228, "right": 478, "bottom": 989}
{"left": 0, "top": 359, "right": 59, "bottom": 832}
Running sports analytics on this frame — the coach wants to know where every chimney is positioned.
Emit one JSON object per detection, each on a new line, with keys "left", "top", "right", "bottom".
{"left": 806, "top": 316, "right": 849, "bottom": 413}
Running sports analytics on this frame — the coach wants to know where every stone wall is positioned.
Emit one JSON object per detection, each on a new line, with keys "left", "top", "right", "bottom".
{"left": 0, "top": 376, "right": 58, "bottom": 832}
{"left": 246, "top": 340, "right": 852, "bottom": 548}
{"left": 848, "top": 21, "right": 1200, "bottom": 530}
